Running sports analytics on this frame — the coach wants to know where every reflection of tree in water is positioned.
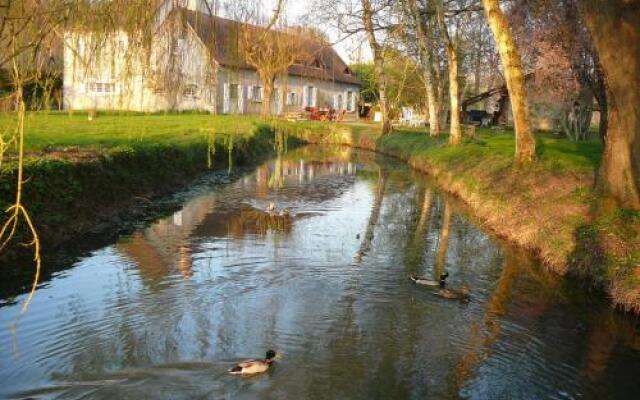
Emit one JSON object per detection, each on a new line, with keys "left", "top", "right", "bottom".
{"left": 434, "top": 199, "right": 453, "bottom": 279}
{"left": 449, "top": 243, "right": 640, "bottom": 397}
{"left": 452, "top": 250, "right": 520, "bottom": 389}
{"left": 451, "top": 249, "right": 565, "bottom": 392}
{"left": 578, "top": 301, "right": 640, "bottom": 387}
{"left": 405, "top": 187, "right": 434, "bottom": 273}
{"left": 268, "top": 153, "right": 285, "bottom": 189}
{"left": 354, "top": 168, "right": 387, "bottom": 264}
{"left": 306, "top": 171, "right": 414, "bottom": 398}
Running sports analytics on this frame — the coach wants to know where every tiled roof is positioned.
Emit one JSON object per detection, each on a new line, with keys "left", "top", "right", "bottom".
{"left": 180, "top": 8, "right": 361, "bottom": 86}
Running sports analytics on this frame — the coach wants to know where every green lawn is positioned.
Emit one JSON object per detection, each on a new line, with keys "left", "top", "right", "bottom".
{"left": 379, "top": 126, "right": 603, "bottom": 173}
{"left": 0, "top": 112, "right": 268, "bottom": 153}
{"left": 0, "top": 112, "right": 603, "bottom": 174}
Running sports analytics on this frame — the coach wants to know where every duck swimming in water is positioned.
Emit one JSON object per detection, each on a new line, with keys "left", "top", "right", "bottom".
{"left": 433, "top": 286, "right": 470, "bottom": 302}
{"left": 410, "top": 272, "right": 449, "bottom": 288}
{"left": 229, "top": 350, "right": 277, "bottom": 375}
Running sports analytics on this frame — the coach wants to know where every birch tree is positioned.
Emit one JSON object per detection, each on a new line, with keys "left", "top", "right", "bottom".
{"left": 361, "top": 0, "right": 392, "bottom": 134}
{"left": 405, "top": 0, "right": 442, "bottom": 136}
{"left": 435, "top": 0, "right": 463, "bottom": 144}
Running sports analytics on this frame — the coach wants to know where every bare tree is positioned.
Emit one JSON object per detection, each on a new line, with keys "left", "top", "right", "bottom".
{"left": 404, "top": 0, "right": 443, "bottom": 136}
{"left": 435, "top": 0, "right": 464, "bottom": 144}
{"left": 307, "top": 0, "right": 395, "bottom": 134}
{"left": 361, "top": 0, "right": 392, "bottom": 134}
{"left": 236, "top": 0, "right": 308, "bottom": 117}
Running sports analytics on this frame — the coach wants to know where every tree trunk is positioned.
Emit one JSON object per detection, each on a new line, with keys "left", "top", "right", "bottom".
{"left": 481, "top": 0, "right": 536, "bottom": 162}
{"left": 425, "top": 69, "right": 442, "bottom": 136}
{"left": 362, "top": 0, "right": 391, "bottom": 134}
{"left": 407, "top": 0, "right": 441, "bottom": 135}
{"left": 261, "top": 75, "right": 275, "bottom": 117}
{"left": 579, "top": 1, "right": 640, "bottom": 209}
{"left": 474, "top": 42, "right": 482, "bottom": 96}
{"left": 446, "top": 46, "right": 462, "bottom": 144}
{"left": 435, "top": 1, "right": 462, "bottom": 144}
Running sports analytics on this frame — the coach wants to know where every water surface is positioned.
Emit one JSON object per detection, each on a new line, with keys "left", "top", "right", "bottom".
{"left": 1, "top": 146, "right": 639, "bottom": 399}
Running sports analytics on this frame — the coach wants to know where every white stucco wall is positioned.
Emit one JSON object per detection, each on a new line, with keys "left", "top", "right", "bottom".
{"left": 62, "top": 15, "right": 359, "bottom": 115}
{"left": 216, "top": 67, "right": 360, "bottom": 116}
{"left": 63, "top": 24, "right": 216, "bottom": 113}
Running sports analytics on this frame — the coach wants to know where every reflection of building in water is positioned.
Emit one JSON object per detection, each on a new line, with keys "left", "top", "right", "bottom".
{"left": 192, "top": 207, "right": 293, "bottom": 239}
{"left": 258, "top": 158, "right": 359, "bottom": 189}
{"left": 116, "top": 155, "right": 360, "bottom": 285}
{"left": 115, "top": 194, "right": 216, "bottom": 284}
{"left": 116, "top": 193, "right": 295, "bottom": 284}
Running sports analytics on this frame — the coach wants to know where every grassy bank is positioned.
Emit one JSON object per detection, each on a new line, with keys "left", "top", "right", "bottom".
{"left": 0, "top": 112, "right": 295, "bottom": 255}
{"left": 280, "top": 121, "right": 639, "bottom": 313}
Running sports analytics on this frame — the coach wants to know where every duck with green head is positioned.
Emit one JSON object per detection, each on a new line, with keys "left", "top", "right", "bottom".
{"left": 410, "top": 272, "right": 449, "bottom": 288}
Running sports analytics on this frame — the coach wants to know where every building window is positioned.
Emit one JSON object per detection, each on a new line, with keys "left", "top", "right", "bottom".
{"left": 346, "top": 91, "right": 353, "bottom": 111}
{"left": 87, "top": 82, "right": 115, "bottom": 93}
{"left": 286, "top": 92, "right": 297, "bottom": 106}
{"left": 306, "top": 86, "right": 315, "bottom": 107}
{"left": 183, "top": 84, "right": 198, "bottom": 98}
{"left": 229, "top": 84, "right": 239, "bottom": 100}
{"left": 252, "top": 86, "right": 263, "bottom": 102}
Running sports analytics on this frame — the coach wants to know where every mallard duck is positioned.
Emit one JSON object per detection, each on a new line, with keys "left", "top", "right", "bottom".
{"left": 410, "top": 272, "right": 449, "bottom": 288}
{"left": 433, "top": 286, "right": 470, "bottom": 302}
{"left": 228, "top": 350, "right": 277, "bottom": 375}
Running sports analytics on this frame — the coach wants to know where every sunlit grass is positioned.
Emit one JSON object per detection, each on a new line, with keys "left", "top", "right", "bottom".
{"left": 0, "top": 111, "right": 266, "bottom": 154}
{"left": 378, "top": 126, "right": 603, "bottom": 173}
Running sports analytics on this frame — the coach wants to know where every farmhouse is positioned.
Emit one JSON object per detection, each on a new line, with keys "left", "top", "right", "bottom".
{"left": 63, "top": 0, "right": 360, "bottom": 115}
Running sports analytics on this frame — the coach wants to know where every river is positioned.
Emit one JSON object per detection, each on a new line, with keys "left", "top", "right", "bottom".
{"left": 1, "top": 146, "right": 639, "bottom": 399}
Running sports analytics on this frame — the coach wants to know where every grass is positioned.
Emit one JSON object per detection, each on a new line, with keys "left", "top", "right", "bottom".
{"left": 375, "top": 127, "right": 603, "bottom": 172}
{"left": 0, "top": 111, "right": 267, "bottom": 154}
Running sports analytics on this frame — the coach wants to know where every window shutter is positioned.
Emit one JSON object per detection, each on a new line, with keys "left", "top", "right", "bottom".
{"left": 259, "top": 87, "right": 264, "bottom": 102}
{"left": 223, "top": 83, "right": 230, "bottom": 113}
{"left": 311, "top": 87, "right": 317, "bottom": 107}
{"left": 238, "top": 85, "right": 244, "bottom": 113}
